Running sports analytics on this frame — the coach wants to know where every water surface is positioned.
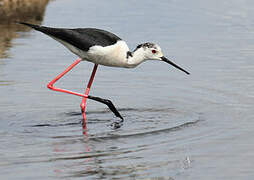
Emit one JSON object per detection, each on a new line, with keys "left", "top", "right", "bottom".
{"left": 1, "top": 0, "right": 254, "bottom": 179}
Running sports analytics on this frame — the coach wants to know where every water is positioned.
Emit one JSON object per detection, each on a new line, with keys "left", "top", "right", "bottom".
{"left": 1, "top": 0, "right": 254, "bottom": 179}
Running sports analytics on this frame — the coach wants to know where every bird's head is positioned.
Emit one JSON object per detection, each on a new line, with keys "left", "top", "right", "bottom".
{"left": 134, "top": 42, "right": 190, "bottom": 75}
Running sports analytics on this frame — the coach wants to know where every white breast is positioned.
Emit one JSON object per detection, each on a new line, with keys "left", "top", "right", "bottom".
{"left": 86, "top": 40, "right": 130, "bottom": 67}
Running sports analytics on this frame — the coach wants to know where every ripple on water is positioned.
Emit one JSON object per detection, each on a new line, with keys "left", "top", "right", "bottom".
{"left": 28, "top": 107, "right": 201, "bottom": 179}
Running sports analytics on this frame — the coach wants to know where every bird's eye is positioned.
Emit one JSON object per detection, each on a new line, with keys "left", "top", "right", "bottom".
{"left": 152, "top": 50, "right": 157, "bottom": 54}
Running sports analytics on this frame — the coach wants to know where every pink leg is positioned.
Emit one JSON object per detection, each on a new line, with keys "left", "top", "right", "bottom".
{"left": 47, "top": 58, "right": 98, "bottom": 132}
{"left": 80, "top": 64, "right": 98, "bottom": 131}
{"left": 47, "top": 58, "right": 87, "bottom": 98}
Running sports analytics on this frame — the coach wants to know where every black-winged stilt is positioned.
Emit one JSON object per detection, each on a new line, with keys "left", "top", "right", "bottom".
{"left": 18, "top": 22, "right": 190, "bottom": 131}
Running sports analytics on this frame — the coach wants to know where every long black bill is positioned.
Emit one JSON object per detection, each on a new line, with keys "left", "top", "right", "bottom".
{"left": 161, "top": 56, "right": 190, "bottom": 75}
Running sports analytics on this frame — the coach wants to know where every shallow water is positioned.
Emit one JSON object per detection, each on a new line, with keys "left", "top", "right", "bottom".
{"left": 1, "top": 0, "right": 254, "bottom": 179}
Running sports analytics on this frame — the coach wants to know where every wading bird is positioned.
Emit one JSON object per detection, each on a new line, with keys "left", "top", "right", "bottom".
{"left": 18, "top": 22, "right": 190, "bottom": 130}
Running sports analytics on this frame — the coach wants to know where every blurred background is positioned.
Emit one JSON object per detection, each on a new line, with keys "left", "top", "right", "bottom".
{"left": 1, "top": 0, "right": 254, "bottom": 179}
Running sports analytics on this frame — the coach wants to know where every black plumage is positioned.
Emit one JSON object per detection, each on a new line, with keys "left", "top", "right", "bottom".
{"left": 18, "top": 22, "right": 122, "bottom": 51}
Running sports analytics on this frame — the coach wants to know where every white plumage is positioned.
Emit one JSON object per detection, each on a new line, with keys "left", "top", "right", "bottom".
{"left": 18, "top": 22, "right": 190, "bottom": 127}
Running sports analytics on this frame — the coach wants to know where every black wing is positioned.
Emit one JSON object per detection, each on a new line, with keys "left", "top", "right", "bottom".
{"left": 18, "top": 22, "right": 122, "bottom": 51}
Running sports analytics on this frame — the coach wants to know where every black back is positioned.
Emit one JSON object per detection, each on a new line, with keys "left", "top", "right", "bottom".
{"left": 18, "top": 22, "right": 122, "bottom": 51}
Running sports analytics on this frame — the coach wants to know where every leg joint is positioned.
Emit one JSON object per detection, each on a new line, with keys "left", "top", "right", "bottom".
{"left": 47, "top": 83, "right": 53, "bottom": 90}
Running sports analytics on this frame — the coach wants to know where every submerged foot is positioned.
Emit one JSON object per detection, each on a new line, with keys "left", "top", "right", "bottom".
{"left": 110, "top": 121, "right": 123, "bottom": 129}
{"left": 109, "top": 117, "right": 124, "bottom": 129}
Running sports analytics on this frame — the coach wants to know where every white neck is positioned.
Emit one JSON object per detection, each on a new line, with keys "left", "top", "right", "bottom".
{"left": 126, "top": 48, "right": 146, "bottom": 68}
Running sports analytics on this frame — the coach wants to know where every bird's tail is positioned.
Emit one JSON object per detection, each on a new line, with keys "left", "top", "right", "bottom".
{"left": 16, "top": 22, "right": 60, "bottom": 40}
{"left": 16, "top": 22, "right": 41, "bottom": 30}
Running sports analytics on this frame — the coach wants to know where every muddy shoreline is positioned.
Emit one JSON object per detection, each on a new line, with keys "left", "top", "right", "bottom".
{"left": 0, "top": 0, "right": 49, "bottom": 23}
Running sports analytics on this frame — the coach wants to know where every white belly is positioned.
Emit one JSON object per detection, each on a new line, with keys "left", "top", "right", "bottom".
{"left": 85, "top": 40, "right": 130, "bottom": 67}
{"left": 52, "top": 37, "right": 130, "bottom": 68}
